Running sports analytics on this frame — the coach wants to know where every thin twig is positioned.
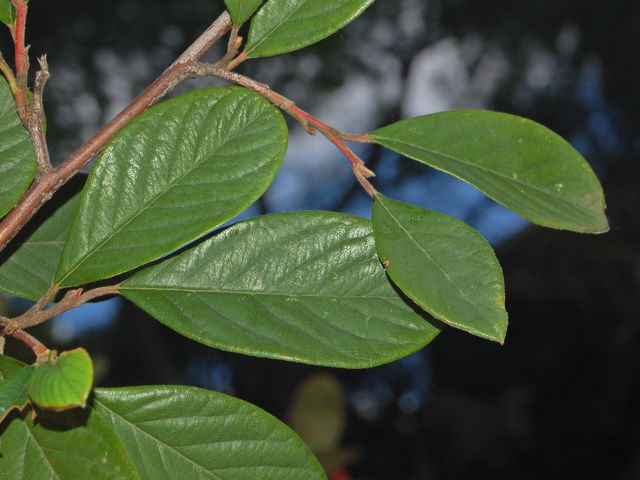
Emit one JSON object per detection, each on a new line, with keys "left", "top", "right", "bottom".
{"left": 28, "top": 56, "right": 52, "bottom": 177}
{"left": 3, "top": 284, "right": 120, "bottom": 332}
{"left": 11, "top": 0, "right": 29, "bottom": 120}
{"left": 0, "top": 11, "right": 233, "bottom": 252}
{"left": 215, "top": 25, "right": 242, "bottom": 68}
{"left": 23, "top": 283, "right": 58, "bottom": 317}
{"left": 226, "top": 51, "right": 248, "bottom": 70}
{"left": 191, "top": 63, "right": 378, "bottom": 197}
{"left": 0, "top": 325, "right": 49, "bottom": 359}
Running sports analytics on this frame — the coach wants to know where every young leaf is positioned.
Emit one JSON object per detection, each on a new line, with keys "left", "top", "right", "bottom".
{"left": 224, "top": 0, "right": 264, "bottom": 26}
{"left": 370, "top": 110, "right": 609, "bottom": 234}
{"left": 55, "top": 87, "right": 287, "bottom": 287}
{"left": 0, "top": 193, "right": 79, "bottom": 301}
{"left": 121, "top": 212, "right": 440, "bottom": 368}
{"left": 372, "top": 195, "right": 508, "bottom": 343}
{"left": 0, "top": 76, "right": 37, "bottom": 218}
{"left": 28, "top": 348, "right": 94, "bottom": 411}
{"left": 0, "top": 365, "right": 33, "bottom": 422}
{"left": 94, "top": 385, "right": 327, "bottom": 480}
{"left": 245, "top": 0, "right": 374, "bottom": 58}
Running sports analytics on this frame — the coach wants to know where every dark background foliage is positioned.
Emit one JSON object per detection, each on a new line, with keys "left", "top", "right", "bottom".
{"left": 1, "top": 1, "right": 638, "bottom": 478}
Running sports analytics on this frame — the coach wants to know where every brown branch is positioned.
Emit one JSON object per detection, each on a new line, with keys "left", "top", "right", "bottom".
{"left": 191, "top": 63, "right": 378, "bottom": 197}
{"left": 0, "top": 325, "right": 49, "bottom": 359}
{"left": 2, "top": 285, "right": 120, "bottom": 332}
{"left": 0, "top": 10, "right": 233, "bottom": 252}
{"left": 27, "top": 56, "right": 52, "bottom": 178}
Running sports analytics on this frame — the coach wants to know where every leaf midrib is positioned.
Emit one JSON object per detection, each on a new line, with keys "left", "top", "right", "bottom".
{"left": 377, "top": 198, "right": 492, "bottom": 330}
{"left": 23, "top": 422, "right": 62, "bottom": 480}
{"left": 94, "top": 399, "right": 225, "bottom": 480}
{"left": 58, "top": 94, "right": 273, "bottom": 285}
{"left": 121, "top": 285, "right": 400, "bottom": 300}
{"left": 376, "top": 135, "right": 602, "bottom": 215}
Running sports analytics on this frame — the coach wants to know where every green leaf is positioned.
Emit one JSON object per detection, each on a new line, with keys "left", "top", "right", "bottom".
{"left": 0, "top": 75, "right": 37, "bottom": 218}
{"left": 0, "top": 0, "right": 15, "bottom": 26}
{"left": 372, "top": 196, "right": 508, "bottom": 343}
{"left": 28, "top": 348, "right": 94, "bottom": 411}
{"left": 121, "top": 212, "right": 439, "bottom": 368}
{"left": 93, "top": 385, "right": 327, "bottom": 480}
{"left": 245, "top": 0, "right": 374, "bottom": 58}
{"left": 0, "top": 193, "right": 79, "bottom": 300}
{"left": 224, "top": 0, "right": 264, "bottom": 25}
{"left": 55, "top": 87, "right": 287, "bottom": 287}
{"left": 0, "top": 365, "right": 33, "bottom": 422}
{"left": 0, "top": 408, "right": 139, "bottom": 479}
{"left": 370, "top": 110, "right": 609, "bottom": 233}
{"left": 0, "top": 354, "right": 25, "bottom": 379}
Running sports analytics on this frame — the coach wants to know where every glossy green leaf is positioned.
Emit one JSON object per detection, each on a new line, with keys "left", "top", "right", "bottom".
{"left": 0, "top": 409, "right": 139, "bottom": 479}
{"left": 0, "top": 75, "right": 37, "bottom": 218}
{"left": 224, "top": 0, "right": 264, "bottom": 25}
{"left": 245, "top": 0, "right": 374, "bottom": 57}
{"left": 94, "top": 385, "right": 327, "bottom": 480}
{"left": 370, "top": 110, "right": 608, "bottom": 233}
{"left": 0, "top": 0, "right": 15, "bottom": 26}
{"left": 121, "top": 212, "right": 439, "bottom": 368}
{"left": 55, "top": 87, "right": 287, "bottom": 287}
{"left": 28, "top": 348, "right": 94, "bottom": 410}
{"left": 0, "top": 355, "right": 137, "bottom": 479}
{"left": 0, "top": 364, "right": 33, "bottom": 422}
{"left": 0, "top": 194, "right": 79, "bottom": 300}
{"left": 372, "top": 196, "right": 508, "bottom": 343}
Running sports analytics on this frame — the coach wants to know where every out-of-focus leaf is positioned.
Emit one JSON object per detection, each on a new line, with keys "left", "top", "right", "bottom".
{"left": 372, "top": 195, "right": 508, "bottom": 343}
{"left": 55, "top": 87, "right": 287, "bottom": 287}
{"left": 94, "top": 385, "right": 327, "bottom": 480}
{"left": 287, "top": 373, "right": 346, "bottom": 454}
{"left": 121, "top": 212, "right": 440, "bottom": 368}
{"left": 245, "top": 0, "right": 374, "bottom": 57}
{"left": 370, "top": 110, "right": 609, "bottom": 233}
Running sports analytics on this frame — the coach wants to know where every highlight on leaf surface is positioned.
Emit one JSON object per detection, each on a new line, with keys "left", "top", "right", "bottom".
{"left": 93, "top": 385, "right": 328, "bottom": 480}
{"left": 28, "top": 348, "right": 94, "bottom": 411}
{"left": 245, "top": 0, "right": 375, "bottom": 57}
{"left": 55, "top": 86, "right": 287, "bottom": 287}
{"left": 370, "top": 110, "right": 608, "bottom": 234}
{"left": 121, "top": 211, "right": 440, "bottom": 368}
{"left": 372, "top": 195, "right": 508, "bottom": 343}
